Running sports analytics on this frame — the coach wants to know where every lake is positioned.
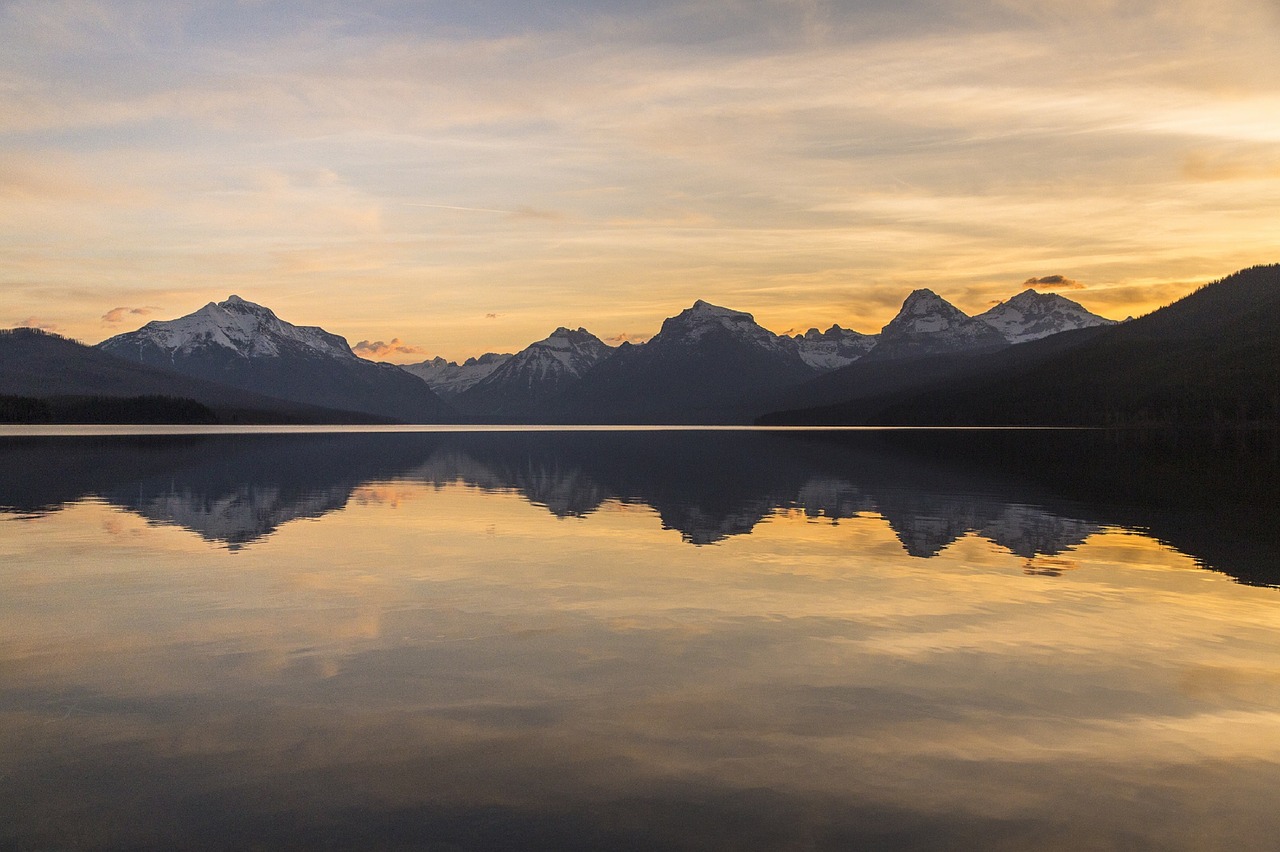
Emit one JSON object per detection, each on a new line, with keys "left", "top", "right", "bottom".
{"left": 2, "top": 427, "right": 1278, "bottom": 850}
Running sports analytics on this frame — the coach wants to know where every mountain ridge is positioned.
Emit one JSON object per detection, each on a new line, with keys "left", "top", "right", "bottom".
{"left": 99, "top": 296, "right": 454, "bottom": 423}
{"left": 12, "top": 269, "right": 1267, "bottom": 427}
{"left": 759, "top": 264, "right": 1280, "bottom": 427}
{"left": 0, "top": 327, "right": 385, "bottom": 423}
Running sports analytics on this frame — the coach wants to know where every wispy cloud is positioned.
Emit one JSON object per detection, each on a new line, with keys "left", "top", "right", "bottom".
{"left": 101, "top": 305, "right": 161, "bottom": 324}
{"left": 1, "top": 1, "right": 1277, "bottom": 356}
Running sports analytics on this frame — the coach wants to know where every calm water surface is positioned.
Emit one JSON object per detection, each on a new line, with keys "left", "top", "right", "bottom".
{"left": 2, "top": 428, "right": 1278, "bottom": 850}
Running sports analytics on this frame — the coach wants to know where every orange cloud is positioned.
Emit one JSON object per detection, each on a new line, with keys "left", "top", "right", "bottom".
{"left": 101, "top": 306, "right": 161, "bottom": 324}
{"left": 604, "top": 332, "right": 652, "bottom": 345}
{"left": 1183, "top": 150, "right": 1280, "bottom": 182}
{"left": 16, "top": 315, "right": 61, "bottom": 332}
{"left": 352, "top": 337, "right": 429, "bottom": 359}
{"left": 1023, "top": 275, "right": 1085, "bottom": 290}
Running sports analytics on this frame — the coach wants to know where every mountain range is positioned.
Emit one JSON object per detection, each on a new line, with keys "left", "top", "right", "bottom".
{"left": 2, "top": 264, "right": 1274, "bottom": 426}
{"left": 400, "top": 287, "right": 1118, "bottom": 422}
{"left": 760, "top": 264, "right": 1280, "bottom": 427}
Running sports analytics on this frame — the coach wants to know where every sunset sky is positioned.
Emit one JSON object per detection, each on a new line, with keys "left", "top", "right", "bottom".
{"left": 3, "top": 0, "right": 1278, "bottom": 361}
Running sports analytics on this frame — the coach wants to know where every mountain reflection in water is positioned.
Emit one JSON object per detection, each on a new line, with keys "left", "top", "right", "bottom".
{"left": 3, "top": 428, "right": 1280, "bottom": 851}
{"left": 1, "top": 429, "right": 1275, "bottom": 584}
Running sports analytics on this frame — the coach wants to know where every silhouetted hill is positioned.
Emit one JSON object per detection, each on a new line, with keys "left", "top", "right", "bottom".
{"left": 0, "top": 328, "right": 385, "bottom": 423}
{"left": 758, "top": 325, "right": 1109, "bottom": 424}
{"left": 761, "top": 264, "right": 1280, "bottom": 427}
{"left": 0, "top": 394, "right": 218, "bottom": 424}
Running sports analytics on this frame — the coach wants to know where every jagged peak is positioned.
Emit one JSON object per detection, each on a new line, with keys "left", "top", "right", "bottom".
{"left": 684, "top": 300, "right": 753, "bottom": 321}
{"left": 525, "top": 326, "right": 606, "bottom": 353}
{"left": 796, "top": 324, "right": 868, "bottom": 342}
{"left": 1004, "top": 288, "right": 1067, "bottom": 307}
{"left": 902, "top": 288, "right": 945, "bottom": 304}
{"left": 215, "top": 294, "right": 276, "bottom": 315}
{"left": 889, "top": 289, "right": 967, "bottom": 323}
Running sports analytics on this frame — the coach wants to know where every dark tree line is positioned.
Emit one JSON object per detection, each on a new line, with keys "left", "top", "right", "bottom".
{"left": 0, "top": 395, "right": 217, "bottom": 424}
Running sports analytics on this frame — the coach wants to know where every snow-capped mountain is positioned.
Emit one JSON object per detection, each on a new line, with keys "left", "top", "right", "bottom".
{"left": 975, "top": 289, "right": 1117, "bottom": 343}
{"left": 458, "top": 327, "right": 613, "bottom": 417}
{"left": 656, "top": 300, "right": 798, "bottom": 356}
{"left": 101, "top": 295, "right": 354, "bottom": 361}
{"left": 400, "top": 352, "right": 513, "bottom": 396}
{"left": 865, "top": 289, "right": 1007, "bottom": 361}
{"left": 791, "top": 325, "right": 877, "bottom": 370}
{"left": 98, "top": 296, "right": 453, "bottom": 423}
{"left": 556, "top": 300, "right": 817, "bottom": 423}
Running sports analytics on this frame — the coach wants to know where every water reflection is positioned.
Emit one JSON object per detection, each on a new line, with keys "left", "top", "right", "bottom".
{"left": 1, "top": 429, "right": 1280, "bottom": 850}
{"left": 1, "top": 429, "right": 1275, "bottom": 584}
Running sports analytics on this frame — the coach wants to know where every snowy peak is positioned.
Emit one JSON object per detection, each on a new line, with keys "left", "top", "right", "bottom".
{"left": 101, "top": 295, "right": 355, "bottom": 360}
{"left": 400, "top": 351, "right": 513, "bottom": 396}
{"left": 466, "top": 326, "right": 612, "bottom": 399}
{"left": 656, "top": 300, "right": 790, "bottom": 354}
{"left": 869, "top": 288, "right": 1006, "bottom": 360}
{"left": 884, "top": 289, "right": 971, "bottom": 334}
{"left": 792, "top": 324, "right": 877, "bottom": 370}
{"left": 94, "top": 295, "right": 454, "bottom": 422}
{"left": 976, "top": 289, "right": 1117, "bottom": 343}
{"left": 541, "top": 327, "right": 606, "bottom": 352}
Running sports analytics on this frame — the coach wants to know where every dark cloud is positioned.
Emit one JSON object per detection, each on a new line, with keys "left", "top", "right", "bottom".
{"left": 485, "top": 313, "right": 499, "bottom": 319}
{"left": 353, "top": 338, "right": 428, "bottom": 359}
{"left": 1023, "top": 275, "right": 1085, "bottom": 290}
{"left": 101, "top": 306, "right": 160, "bottom": 324}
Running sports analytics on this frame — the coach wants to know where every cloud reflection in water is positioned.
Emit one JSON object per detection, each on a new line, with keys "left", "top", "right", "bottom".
{"left": 1, "top": 429, "right": 1278, "bottom": 849}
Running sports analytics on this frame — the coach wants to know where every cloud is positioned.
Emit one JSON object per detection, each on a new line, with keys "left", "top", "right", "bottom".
{"left": 16, "top": 316, "right": 62, "bottom": 332}
{"left": 485, "top": 313, "right": 500, "bottom": 319}
{"left": 604, "top": 331, "right": 652, "bottom": 345}
{"left": 1183, "top": 149, "right": 1280, "bottom": 182}
{"left": 2, "top": 1, "right": 1278, "bottom": 349}
{"left": 352, "top": 337, "right": 429, "bottom": 359}
{"left": 1023, "top": 275, "right": 1085, "bottom": 290}
{"left": 101, "top": 306, "right": 161, "bottom": 324}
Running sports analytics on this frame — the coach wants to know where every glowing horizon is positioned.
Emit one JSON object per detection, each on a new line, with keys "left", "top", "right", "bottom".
{"left": 3, "top": 1, "right": 1278, "bottom": 361}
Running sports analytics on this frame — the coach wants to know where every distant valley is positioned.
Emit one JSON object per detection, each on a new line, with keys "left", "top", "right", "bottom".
{"left": 2, "top": 264, "right": 1276, "bottom": 427}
